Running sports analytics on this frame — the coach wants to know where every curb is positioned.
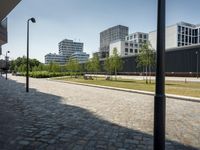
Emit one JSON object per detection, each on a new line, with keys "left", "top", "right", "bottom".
{"left": 50, "top": 79, "right": 200, "bottom": 103}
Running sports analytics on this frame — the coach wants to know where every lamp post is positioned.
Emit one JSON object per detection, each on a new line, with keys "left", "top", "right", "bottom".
{"left": 154, "top": 0, "right": 166, "bottom": 150}
{"left": 196, "top": 51, "right": 199, "bottom": 78}
{"left": 26, "top": 17, "right": 36, "bottom": 92}
{"left": 5, "top": 50, "right": 10, "bottom": 80}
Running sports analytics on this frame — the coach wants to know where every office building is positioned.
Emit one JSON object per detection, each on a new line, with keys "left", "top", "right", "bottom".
{"left": 100, "top": 25, "right": 128, "bottom": 58}
{"left": 109, "top": 32, "right": 148, "bottom": 57}
{"left": 149, "top": 21, "right": 200, "bottom": 50}
{"left": 70, "top": 52, "right": 89, "bottom": 64}
{"left": 59, "top": 39, "right": 83, "bottom": 59}
{"left": 0, "top": 0, "right": 21, "bottom": 55}
{"left": 45, "top": 53, "right": 66, "bottom": 65}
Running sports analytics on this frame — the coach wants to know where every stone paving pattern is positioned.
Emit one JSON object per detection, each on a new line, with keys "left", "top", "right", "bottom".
{"left": 0, "top": 75, "right": 200, "bottom": 150}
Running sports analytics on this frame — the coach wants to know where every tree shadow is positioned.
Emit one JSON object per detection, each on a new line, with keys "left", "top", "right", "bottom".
{"left": 0, "top": 77, "right": 199, "bottom": 150}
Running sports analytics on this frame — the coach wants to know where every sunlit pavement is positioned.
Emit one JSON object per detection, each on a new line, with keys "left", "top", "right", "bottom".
{"left": 0, "top": 75, "right": 199, "bottom": 150}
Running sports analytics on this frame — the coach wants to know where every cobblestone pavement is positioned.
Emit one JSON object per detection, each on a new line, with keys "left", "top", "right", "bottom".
{"left": 0, "top": 75, "right": 200, "bottom": 150}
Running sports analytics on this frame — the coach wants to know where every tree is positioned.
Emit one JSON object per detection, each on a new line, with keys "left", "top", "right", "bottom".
{"left": 104, "top": 55, "right": 112, "bottom": 75}
{"left": 66, "top": 58, "right": 80, "bottom": 77}
{"left": 110, "top": 48, "right": 123, "bottom": 80}
{"left": 136, "top": 42, "right": 155, "bottom": 84}
{"left": 90, "top": 54, "right": 100, "bottom": 79}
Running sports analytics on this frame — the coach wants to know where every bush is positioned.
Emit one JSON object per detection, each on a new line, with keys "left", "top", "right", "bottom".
{"left": 17, "top": 71, "right": 72, "bottom": 78}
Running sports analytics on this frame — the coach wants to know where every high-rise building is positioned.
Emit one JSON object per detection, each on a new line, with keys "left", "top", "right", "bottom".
{"left": 100, "top": 25, "right": 128, "bottom": 58}
{"left": 149, "top": 21, "right": 200, "bottom": 50}
{"left": 45, "top": 53, "right": 66, "bottom": 65}
{"left": 0, "top": 0, "right": 21, "bottom": 55}
{"left": 45, "top": 39, "right": 89, "bottom": 64}
{"left": 59, "top": 39, "right": 83, "bottom": 60}
{"left": 70, "top": 52, "right": 89, "bottom": 64}
{"left": 109, "top": 32, "right": 148, "bottom": 57}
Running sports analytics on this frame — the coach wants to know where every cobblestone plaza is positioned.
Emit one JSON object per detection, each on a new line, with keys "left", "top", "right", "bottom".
{"left": 0, "top": 75, "right": 199, "bottom": 150}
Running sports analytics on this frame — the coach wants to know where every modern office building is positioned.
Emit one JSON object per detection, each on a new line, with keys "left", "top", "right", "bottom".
{"left": 109, "top": 32, "right": 148, "bottom": 57}
{"left": 70, "top": 52, "right": 89, "bottom": 64}
{"left": 59, "top": 39, "right": 83, "bottom": 59}
{"left": 45, "top": 39, "right": 89, "bottom": 64}
{"left": 45, "top": 53, "right": 66, "bottom": 65}
{"left": 0, "top": 0, "right": 21, "bottom": 55}
{"left": 100, "top": 25, "right": 128, "bottom": 58}
{"left": 149, "top": 21, "right": 200, "bottom": 50}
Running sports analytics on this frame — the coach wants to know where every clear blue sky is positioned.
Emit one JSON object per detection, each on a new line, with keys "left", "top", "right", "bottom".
{"left": 2, "top": 0, "right": 200, "bottom": 63}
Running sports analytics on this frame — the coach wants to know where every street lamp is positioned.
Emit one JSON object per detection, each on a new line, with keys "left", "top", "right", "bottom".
{"left": 26, "top": 17, "right": 36, "bottom": 92}
{"left": 5, "top": 50, "right": 10, "bottom": 80}
{"left": 196, "top": 51, "right": 199, "bottom": 78}
{"left": 154, "top": 0, "right": 166, "bottom": 150}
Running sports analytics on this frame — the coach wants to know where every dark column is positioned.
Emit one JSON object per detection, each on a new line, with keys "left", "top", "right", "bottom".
{"left": 26, "top": 20, "right": 29, "bottom": 92}
{"left": 154, "top": 0, "right": 166, "bottom": 150}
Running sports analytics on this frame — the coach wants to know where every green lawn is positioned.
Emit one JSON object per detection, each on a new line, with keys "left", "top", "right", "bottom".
{"left": 54, "top": 76, "right": 200, "bottom": 98}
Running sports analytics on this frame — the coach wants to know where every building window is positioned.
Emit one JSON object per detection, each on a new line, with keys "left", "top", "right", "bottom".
{"left": 182, "top": 27, "right": 185, "bottom": 34}
{"left": 134, "top": 34, "right": 136, "bottom": 38}
{"left": 139, "top": 34, "right": 142, "bottom": 38}
{"left": 135, "top": 49, "right": 138, "bottom": 53}
{"left": 125, "top": 48, "right": 128, "bottom": 52}
{"left": 186, "top": 28, "right": 188, "bottom": 34}
{"left": 178, "top": 42, "right": 181, "bottom": 46}
{"left": 125, "top": 42, "right": 129, "bottom": 46}
{"left": 178, "top": 34, "right": 181, "bottom": 41}
{"left": 130, "top": 43, "right": 133, "bottom": 47}
{"left": 126, "top": 37, "right": 129, "bottom": 40}
{"left": 139, "top": 39, "right": 142, "bottom": 43}
{"left": 130, "top": 36, "right": 133, "bottom": 39}
{"left": 135, "top": 44, "right": 138, "bottom": 47}
{"left": 178, "top": 26, "right": 181, "bottom": 33}
{"left": 130, "top": 49, "right": 133, "bottom": 53}
{"left": 144, "top": 34, "right": 147, "bottom": 39}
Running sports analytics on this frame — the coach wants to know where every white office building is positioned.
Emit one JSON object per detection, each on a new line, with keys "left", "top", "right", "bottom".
{"left": 109, "top": 32, "right": 148, "bottom": 57}
{"left": 45, "top": 53, "right": 66, "bottom": 65}
{"left": 149, "top": 21, "right": 200, "bottom": 50}
{"left": 70, "top": 52, "right": 89, "bottom": 64}
{"left": 59, "top": 39, "right": 83, "bottom": 59}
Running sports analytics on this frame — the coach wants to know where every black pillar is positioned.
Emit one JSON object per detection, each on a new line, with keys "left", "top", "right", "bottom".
{"left": 154, "top": 0, "right": 166, "bottom": 150}
{"left": 26, "top": 20, "right": 29, "bottom": 92}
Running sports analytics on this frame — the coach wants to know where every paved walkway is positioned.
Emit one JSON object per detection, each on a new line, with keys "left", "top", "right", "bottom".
{"left": 0, "top": 75, "right": 200, "bottom": 150}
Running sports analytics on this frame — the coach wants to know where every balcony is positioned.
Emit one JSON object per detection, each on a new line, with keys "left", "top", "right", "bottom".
{"left": 0, "top": 18, "right": 7, "bottom": 45}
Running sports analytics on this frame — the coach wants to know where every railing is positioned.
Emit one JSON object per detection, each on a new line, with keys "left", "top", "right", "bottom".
{"left": 0, "top": 18, "right": 7, "bottom": 44}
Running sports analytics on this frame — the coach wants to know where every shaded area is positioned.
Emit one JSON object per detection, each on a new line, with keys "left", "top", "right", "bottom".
{"left": 0, "top": 76, "right": 198, "bottom": 150}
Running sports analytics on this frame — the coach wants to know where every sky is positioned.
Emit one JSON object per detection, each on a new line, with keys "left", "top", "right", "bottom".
{"left": 2, "top": 0, "right": 200, "bottom": 63}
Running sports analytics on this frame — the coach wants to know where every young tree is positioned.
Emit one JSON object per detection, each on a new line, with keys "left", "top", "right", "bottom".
{"left": 136, "top": 42, "right": 155, "bottom": 84}
{"left": 90, "top": 55, "right": 100, "bottom": 79}
{"left": 104, "top": 55, "right": 112, "bottom": 75}
{"left": 110, "top": 48, "right": 123, "bottom": 80}
{"left": 66, "top": 58, "right": 80, "bottom": 77}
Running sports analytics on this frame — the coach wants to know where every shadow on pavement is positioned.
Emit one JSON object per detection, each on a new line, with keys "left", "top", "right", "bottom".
{"left": 0, "top": 76, "right": 198, "bottom": 150}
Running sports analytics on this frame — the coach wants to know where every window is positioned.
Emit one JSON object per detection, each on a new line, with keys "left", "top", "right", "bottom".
{"left": 130, "top": 49, "right": 133, "bottom": 53}
{"left": 139, "top": 39, "right": 142, "bottom": 43}
{"left": 178, "top": 34, "right": 181, "bottom": 41}
{"left": 134, "top": 34, "right": 136, "bottom": 38}
{"left": 186, "top": 28, "right": 188, "bottom": 35}
{"left": 185, "top": 36, "right": 188, "bottom": 43}
{"left": 125, "top": 48, "right": 128, "bottom": 52}
{"left": 130, "top": 43, "right": 133, "bottom": 47}
{"left": 178, "top": 26, "right": 181, "bottom": 33}
{"left": 130, "top": 36, "right": 133, "bottom": 39}
{"left": 125, "top": 42, "right": 129, "bottom": 46}
{"left": 139, "top": 34, "right": 142, "bottom": 38}
{"left": 144, "top": 34, "right": 147, "bottom": 39}
{"left": 135, "top": 44, "right": 138, "bottom": 47}
{"left": 182, "top": 27, "right": 185, "bottom": 34}
{"left": 189, "top": 28, "right": 192, "bottom": 35}
{"left": 178, "top": 42, "right": 181, "bottom": 46}
{"left": 126, "top": 37, "right": 129, "bottom": 40}
{"left": 135, "top": 49, "right": 138, "bottom": 53}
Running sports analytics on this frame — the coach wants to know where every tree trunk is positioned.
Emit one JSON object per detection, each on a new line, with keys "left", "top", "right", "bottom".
{"left": 115, "top": 67, "right": 117, "bottom": 80}
{"left": 146, "top": 66, "right": 148, "bottom": 84}
{"left": 149, "top": 65, "right": 151, "bottom": 84}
